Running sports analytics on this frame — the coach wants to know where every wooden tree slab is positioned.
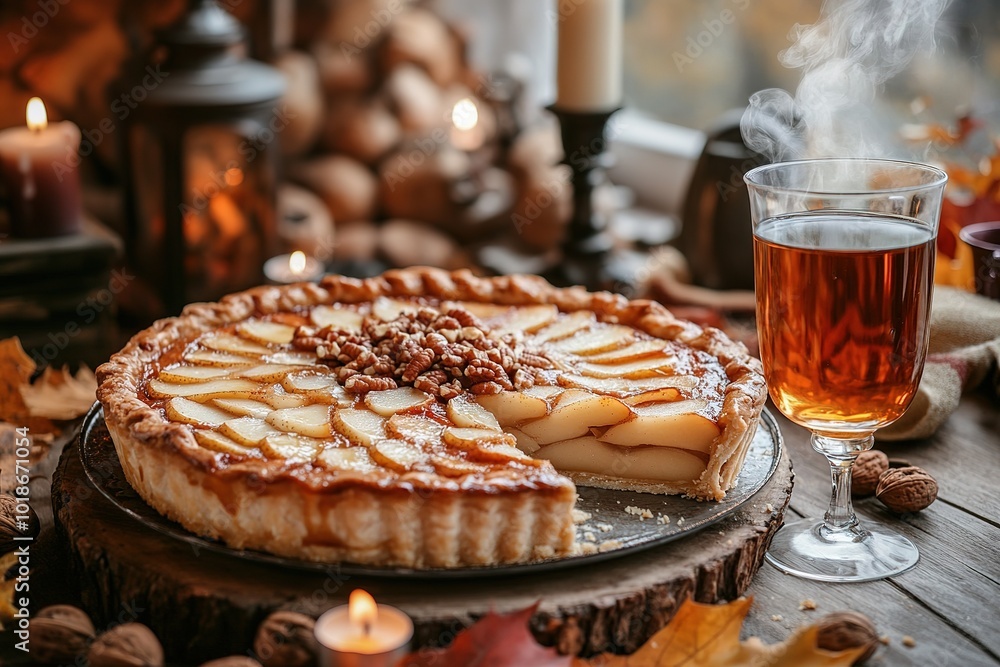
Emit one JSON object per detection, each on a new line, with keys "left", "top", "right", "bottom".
{"left": 52, "top": 439, "right": 792, "bottom": 664}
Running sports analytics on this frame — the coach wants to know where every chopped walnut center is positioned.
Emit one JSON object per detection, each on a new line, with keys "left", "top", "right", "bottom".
{"left": 293, "top": 306, "right": 554, "bottom": 398}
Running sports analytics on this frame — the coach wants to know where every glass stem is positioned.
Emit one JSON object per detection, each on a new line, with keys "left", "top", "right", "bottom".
{"left": 811, "top": 434, "right": 873, "bottom": 532}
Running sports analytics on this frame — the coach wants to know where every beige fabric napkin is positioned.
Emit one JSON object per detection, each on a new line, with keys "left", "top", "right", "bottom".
{"left": 879, "top": 287, "right": 1000, "bottom": 441}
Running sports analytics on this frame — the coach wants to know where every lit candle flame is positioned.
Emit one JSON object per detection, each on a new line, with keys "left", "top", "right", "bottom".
{"left": 451, "top": 98, "right": 479, "bottom": 131}
{"left": 224, "top": 167, "right": 244, "bottom": 186}
{"left": 26, "top": 97, "right": 47, "bottom": 132}
{"left": 288, "top": 251, "right": 307, "bottom": 276}
{"left": 349, "top": 589, "right": 378, "bottom": 636}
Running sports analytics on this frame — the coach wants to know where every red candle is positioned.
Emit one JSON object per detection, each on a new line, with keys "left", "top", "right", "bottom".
{"left": 0, "top": 97, "right": 82, "bottom": 238}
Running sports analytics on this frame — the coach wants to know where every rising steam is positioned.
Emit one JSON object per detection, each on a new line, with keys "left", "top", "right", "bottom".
{"left": 741, "top": 0, "right": 951, "bottom": 163}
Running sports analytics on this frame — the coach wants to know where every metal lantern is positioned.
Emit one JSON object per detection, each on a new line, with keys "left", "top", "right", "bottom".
{"left": 121, "top": 0, "right": 285, "bottom": 316}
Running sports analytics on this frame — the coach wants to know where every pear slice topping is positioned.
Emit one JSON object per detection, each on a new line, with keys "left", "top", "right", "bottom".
{"left": 219, "top": 417, "right": 282, "bottom": 447}
{"left": 212, "top": 398, "right": 274, "bottom": 419}
{"left": 532, "top": 310, "right": 596, "bottom": 343}
{"left": 385, "top": 414, "right": 444, "bottom": 443}
{"left": 184, "top": 350, "right": 257, "bottom": 368}
{"left": 518, "top": 391, "right": 631, "bottom": 446}
{"left": 442, "top": 427, "right": 515, "bottom": 449}
{"left": 550, "top": 325, "right": 634, "bottom": 355}
{"left": 557, "top": 373, "right": 697, "bottom": 396}
{"left": 334, "top": 408, "right": 388, "bottom": 447}
{"left": 318, "top": 446, "right": 377, "bottom": 472}
{"left": 236, "top": 320, "right": 297, "bottom": 345}
{"left": 165, "top": 397, "right": 234, "bottom": 427}
{"left": 265, "top": 351, "right": 318, "bottom": 366}
{"left": 310, "top": 305, "right": 364, "bottom": 332}
{"left": 255, "top": 385, "right": 310, "bottom": 409}
{"left": 159, "top": 365, "right": 230, "bottom": 384}
{"left": 365, "top": 387, "right": 435, "bottom": 417}
{"left": 370, "top": 439, "right": 429, "bottom": 472}
{"left": 447, "top": 394, "right": 501, "bottom": 430}
{"left": 585, "top": 339, "right": 668, "bottom": 364}
{"left": 236, "top": 364, "right": 307, "bottom": 383}
{"left": 574, "top": 356, "right": 676, "bottom": 379}
{"left": 622, "top": 387, "right": 684, "bottom": 406}
{"left": 599, "top": 399, "right": 720, "bottom": 453}
{"left": 148, "top": 378, "right": 259, "bottom": 400}
{"left": 266, "top": 405, "right": 333, "bottom": 438}
{"left": 194, "top": 430, "right": 257, "bottom": 457}
{"left": 504, "top": 426, "right": 540, "bottom": 454}
{"left": 473, "top": 391, "right": 548, "bottom": 427}
{"left": 492, "top": 304, "right": 559, "bottom": 334}
{"left": 533, "top": 437, "right": 708, "bottom": 482}
{"left": 432, "top": 455, "right": 485, "bottom": 477}
{"left": 372, "top": 297, "right": 418, "bottom": 322}
{"left": 260, "top": 433, "right": 323, "bottom": 462}
{"left": 200, "top": 334, "right": 271, "bottom": 358}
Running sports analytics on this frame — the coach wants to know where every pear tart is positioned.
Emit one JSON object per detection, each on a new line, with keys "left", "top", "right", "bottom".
{"left": 97, "top": 268, "right": 766, "bottom": 568}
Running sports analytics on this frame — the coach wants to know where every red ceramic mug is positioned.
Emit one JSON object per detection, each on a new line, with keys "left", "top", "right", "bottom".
{"left": 959, "top": 222, "right": 1000, "bottom": 301}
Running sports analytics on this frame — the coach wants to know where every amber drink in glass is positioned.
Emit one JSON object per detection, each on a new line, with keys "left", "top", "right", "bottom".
{"left": 746, "top": 159, "right": 946, "bottom": 582}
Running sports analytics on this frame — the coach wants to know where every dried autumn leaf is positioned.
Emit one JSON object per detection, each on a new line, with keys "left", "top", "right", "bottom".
{"left": 575, "top": 598, "right": 866, "bottom": 667}
{"left": 399, "top": 603, "right": 571, "bottom": 667}
{"left": 0, "top": 338, "right": 54, "bottom": 432}
{"left": 21, "top": 364, "right": 97, "bottom": 420}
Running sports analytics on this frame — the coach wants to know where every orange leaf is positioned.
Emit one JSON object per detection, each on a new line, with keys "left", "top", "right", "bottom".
{"left": 399, "top": 603, "right": 571, "bottom": 667}
{"left": 0, "top": 338, "right": 54, "bottom": 432}
{"left": 575, "top": 598, "right": 866, "bottom": 667}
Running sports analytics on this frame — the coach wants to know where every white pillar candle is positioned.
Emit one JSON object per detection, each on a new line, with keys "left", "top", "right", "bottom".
{"left": 556, "top": 0, "right": 624, "bottom": 111}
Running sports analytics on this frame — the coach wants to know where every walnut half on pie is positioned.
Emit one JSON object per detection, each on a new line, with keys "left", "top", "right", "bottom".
{"left": 97, "top": 269, "right": 766, "bottom": 568}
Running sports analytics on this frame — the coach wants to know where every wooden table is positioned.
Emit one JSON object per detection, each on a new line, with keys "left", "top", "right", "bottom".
{"left": 742, "top": 389, "right": 1000, "bottom": 666}
{"left": 2, "top": 390, "right": 997, "bottom": 665}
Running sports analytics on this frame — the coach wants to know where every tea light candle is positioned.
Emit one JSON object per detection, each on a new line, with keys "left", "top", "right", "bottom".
{"left": 263, "top": 250, "right": 324, "bottom": 284}
{"left": 0, "top": 97, "right": 82, "bottom": 238}
{"left": 450, "top": 97, "right": 485, "bottom": 152}
{"left": 556, "top": 0, "right": 624, "bottom": 111}
{"left": 315, "top": 590, "right": 413, "bottom": 667}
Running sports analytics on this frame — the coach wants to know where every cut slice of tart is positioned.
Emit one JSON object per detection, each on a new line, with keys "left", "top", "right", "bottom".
{"left": 97, "top": 268, "right": 765, "bottom": 569}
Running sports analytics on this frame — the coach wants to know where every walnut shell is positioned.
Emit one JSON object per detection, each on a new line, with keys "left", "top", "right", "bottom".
{"left": 87, "top": 623, "right": 164, "bottom": 667}
{"left": 876, "top": 466, "right": 938, "bottom": 513}
{"left": 816, "top": 611, "right": 879, "bottom": 663}
{"left": 253, "top": 611, "right": 318, "bottom": 667}
{"left": 200, "top": 658, "right": 263, "bottom": 667}
{"left": 851, "top": 450, "right": 889, "bottom": 497}
{"left": 0, "top": 493, "right": 40, "bottom": 554}
{"left": 31, "top": 605, "right": 96, "bottom": 663}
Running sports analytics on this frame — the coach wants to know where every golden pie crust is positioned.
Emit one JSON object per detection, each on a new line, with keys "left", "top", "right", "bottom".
{"left": 97, "top": 268, "right": 766, "bottom": 568}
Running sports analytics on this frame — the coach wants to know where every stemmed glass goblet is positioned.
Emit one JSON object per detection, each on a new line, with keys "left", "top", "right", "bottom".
{"left": 745, "top": 158, "right": 947, "bottom": 582}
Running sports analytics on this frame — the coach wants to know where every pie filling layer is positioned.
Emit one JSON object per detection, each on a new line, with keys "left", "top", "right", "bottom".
{"left": 140, "top": 296, "right": 729, "bottom": 490}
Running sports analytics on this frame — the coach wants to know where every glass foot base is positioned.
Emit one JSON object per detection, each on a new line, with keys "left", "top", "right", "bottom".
{"left": 765, "top": 518, "right": 919, "bottom": 583}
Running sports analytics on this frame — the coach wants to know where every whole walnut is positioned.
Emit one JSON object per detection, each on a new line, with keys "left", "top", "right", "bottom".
{"left": 0, "top": 493, "right": 40, "bottom": 554}
{"left": 87, "top": 623, "right": 164, "bottom": 667}
{"left": 253, "top": 611, "right": 318, "bottom": 667}
{"left": 816, "top": 611, "right": 879, "bottom": 664}
{"left": 200, "top": 658, "right": 263, "bottom": 667}
{"left": 876, "top": 466, "right": 938, "bottom": 513}
{"left": 852, "top": 450, "right": 889, "bottom": 497}
{"left": 31, "top": 605, "right": 95, "bottom": 664}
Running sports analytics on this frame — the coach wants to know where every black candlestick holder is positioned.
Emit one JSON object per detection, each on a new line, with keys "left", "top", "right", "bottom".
{"left": 545, "top": 105, "right": 621, "bottom": 291}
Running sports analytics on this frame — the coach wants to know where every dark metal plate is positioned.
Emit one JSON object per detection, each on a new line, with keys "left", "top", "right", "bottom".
{"left": 79, "top": 404, "right": 782, "bottom": 579}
